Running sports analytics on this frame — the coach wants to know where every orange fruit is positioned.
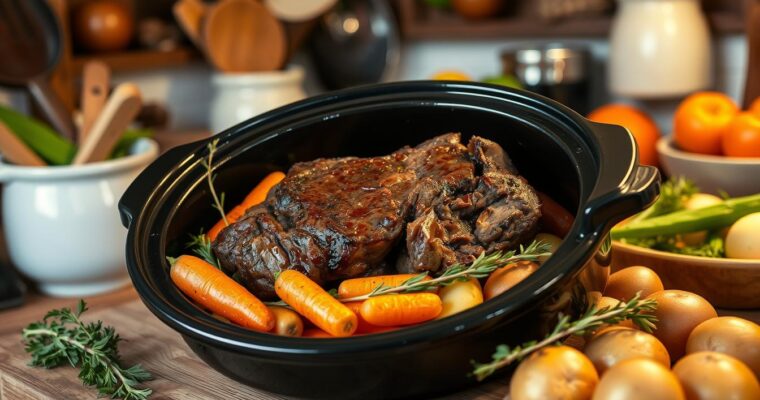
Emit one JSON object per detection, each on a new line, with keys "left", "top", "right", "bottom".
{"left": 750, "top": 97, "right": 760, "bottom": 117}
{"left": 588, "top": 104, "right": 660, "bottom": 167}
{"left": 722, "top": 112, "right": 760, "bottom": 157}
{"left": 673, "top": 92, "right": 739, "bottom": 155}
{"left": 431, "top": 70, "right": 472, "bottom": 81}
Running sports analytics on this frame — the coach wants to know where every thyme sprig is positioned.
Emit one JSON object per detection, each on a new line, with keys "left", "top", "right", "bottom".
{"left": 201, "top": 139, "right": 228, "bottom": 226}
{"left": 339, "top": 241, "right": 552, "bottom": 303}
{"left": 471, "top": 293, "right": 658, "bottom": 381}
{"left": 187, "top": 231, "right": 220, "bottom": 269}
{"left": 22, "top": 300, "right": 152, "bottom": 400}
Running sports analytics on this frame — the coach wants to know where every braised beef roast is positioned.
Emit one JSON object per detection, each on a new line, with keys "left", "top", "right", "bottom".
{"left": 212, "top": 133, "right": 541, "bottom": 298}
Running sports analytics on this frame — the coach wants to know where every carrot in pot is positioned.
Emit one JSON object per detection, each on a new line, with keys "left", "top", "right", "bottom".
{"left": 302, "top": 328, "right": 332, "bottom": 338}
{"left": 274, "top": 270, "right": 357, "bottom": 337}
{"left": 170, "top": 255, "right": 274, "bottom": 332}
{"left": 207, "top": 171, "right": 285, "bottom": 241}
{"left": 269, "top": 306, "right": 304, "bottom": 337}
{"left": 360, "top": 293, "right": 442, "bottom": 327}
{"left": 337, "top": 274, "right": 433, "bottom": 299}
{"left": 537, "top": 191, "right": 574, "bottom": 237}
{"left": 344, "top": 301, "right": 400, "bottom": 334}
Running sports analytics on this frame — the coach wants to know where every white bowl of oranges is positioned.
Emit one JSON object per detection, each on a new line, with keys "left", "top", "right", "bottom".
{"left": 659, "top": 93, "right": 760, "bottom": 196}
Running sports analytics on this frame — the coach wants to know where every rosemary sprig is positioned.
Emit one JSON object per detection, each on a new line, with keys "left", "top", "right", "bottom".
{"left": 339, "top": 241, "right": 552, "bottom": 303}
{"left": 187, "top": 231, "right": 220, "bottom": 269}
{"left": 201, "top": 139, "right": 228, "bottom": 226}
{"left": 22, "top": 300, "right": 152, "bottom": 400}
{"left": 471, "top": 293, "right": 658, "bottom": 381}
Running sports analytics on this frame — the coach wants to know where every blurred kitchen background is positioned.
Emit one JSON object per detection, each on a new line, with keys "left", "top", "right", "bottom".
{"left": 0, "top": 0, "right": 751, "bottom": 136}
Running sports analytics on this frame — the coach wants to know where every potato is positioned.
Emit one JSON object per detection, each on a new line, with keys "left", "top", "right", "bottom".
{"left": 673, "top": 351, "right": 760, "bottom": 400}
{"left": 535, "top": 232, "right": 562, "bottom": 261}
{"left": 436, "top": 278, "right": 483, "bottom": 319}
{"left": 592, "top": 358, "right": 685, "bottom": 400}
{"left": 604, "top": 266, "right": 664, "bottom": 301}
{"left": 686, "top": 316, "right": 760, "bottom": 377}
{"left": 584, "top": 328, "right": 670, "bottom": 374}
{"left": 587, "top": 296, "right": 636, "bottom": 337}
{"left": 483, "top": 261, "right": 538, "bottom": 300}
{"left": 725, "top": 212, "right": 760, "bottom": 259}
{"left": 646, "top": 290, "right": 717, "bottom": 360}
{"left": 510, "top": 346, "right": 598, "bottom": 400}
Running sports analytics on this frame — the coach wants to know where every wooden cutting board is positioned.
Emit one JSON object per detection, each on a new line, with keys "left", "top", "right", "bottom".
{"left": 0, "top": 287, "right": 508, "bottom": 400}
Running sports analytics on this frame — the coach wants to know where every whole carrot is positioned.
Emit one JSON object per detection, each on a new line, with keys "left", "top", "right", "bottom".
{"left": 338, "top": 274, "right": 432, "bottom": 299}
{"left": 269, "top": 306, "right": 304, "bottom": 337}
{"left": 344, "top": 301, "right": 399, "bottom": 334}
{"left": 360, "top": 293, "right": 442, "bottom": 327}
{"left": 537, "top": 192, "right": 574, "bottom": 238}
{"left": 170, "top": 255, "right": 274, "bottom": 332}
{"left": 275, "top": 270, "right": 357, "bottom": 337}
{"left": 208, "top": 171, "right": 285, "bottom": 241}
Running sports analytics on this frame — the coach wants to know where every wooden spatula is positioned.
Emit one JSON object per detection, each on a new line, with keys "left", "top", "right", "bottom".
{"left": 173, "top": 0, "right": 208, "bottom": 51}
{"left": 203, "top": 0, "right": 286, "bottom": 72}
{"left": 79, "top": 61, "right": 110, "bottom": 143}
{"left": 72, "top": 83, "right": 142, "bottom": 165}
{"left": 0, "top": 120, "right": 46, "bottom": 166}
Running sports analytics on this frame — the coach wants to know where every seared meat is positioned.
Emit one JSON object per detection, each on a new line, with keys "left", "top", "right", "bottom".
{"left": 213, "top": 133, "right": 540, "bottom": 298}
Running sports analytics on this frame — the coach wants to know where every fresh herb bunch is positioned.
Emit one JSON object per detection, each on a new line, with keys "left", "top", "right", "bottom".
{"left": 22, "top": 300, "right": 152, "bottom": 400}
{"left": 471, "top": 294, "right": 658, "bottom": 381}
{"left": 339, "top": 241, "right": 552, "bottom": 302}
{"left": 188, "top": 231, "right": 220, "bottom": 268}
{"left": 625, "top": 233, "right": 725, "bottom": 258}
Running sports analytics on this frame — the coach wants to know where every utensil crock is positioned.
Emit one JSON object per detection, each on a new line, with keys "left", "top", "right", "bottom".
{"left": 1, "top": 138, "right": 158, "bottom": 297}
{"left": 120, "top": 82, "right": 659, "bottom": 399}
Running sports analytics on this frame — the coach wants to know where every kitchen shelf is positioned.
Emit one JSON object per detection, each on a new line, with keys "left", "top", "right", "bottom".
{"left": 398, "top": 0, "right": 746, "bottom": 40}
{"left": 70, "top": 47, "right": 201, "bottom": 74}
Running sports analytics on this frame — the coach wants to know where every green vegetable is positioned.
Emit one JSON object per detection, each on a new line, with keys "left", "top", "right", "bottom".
{"left": 612, "top": 192, "right": 760, "bottom": 239}
{"left": 110, "top": 128, "right": 153, "bottom": 159}
{"left": 482, "top": 75, "right": 523, "bottom": 90}
{"left": 629, "top": 177, "right": 697, "bottom": 223}
{"left": 622, "top": 234, "right": 725, "bottom": 258}
{"left": 0, "top": 105, "right": 76, "bottom": 165}
{"left": 22, "top": 300, "right": 152, "bottom": 400}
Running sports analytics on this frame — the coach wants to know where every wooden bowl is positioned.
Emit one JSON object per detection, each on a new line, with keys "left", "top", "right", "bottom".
{"left": 612, "top": 241, "right": 760, "bottom": 309}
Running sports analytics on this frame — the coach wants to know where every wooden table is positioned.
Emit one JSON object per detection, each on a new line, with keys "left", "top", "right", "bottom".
{"left": 0, "top": 287, "right": 510, "bottom": 399}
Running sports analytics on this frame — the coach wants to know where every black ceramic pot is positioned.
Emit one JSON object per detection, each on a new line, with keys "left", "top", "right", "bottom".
{"left": 119, "top": 82, "right": 659, "bottom": 400}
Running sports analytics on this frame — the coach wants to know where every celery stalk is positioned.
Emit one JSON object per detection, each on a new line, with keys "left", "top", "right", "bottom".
{"left": 611, "top": 193, "right": 760, "bottom": 239}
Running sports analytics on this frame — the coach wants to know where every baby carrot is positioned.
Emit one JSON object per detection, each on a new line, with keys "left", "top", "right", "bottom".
{"left": 360, "top": 293, "right": 442, "bottom": 327}
{"left": 302, "top": 328, "right": 332, "bottom": 338}
{"left": 269, "top": 306, "right": 304, "bottom": 337}
{"left": 337, "top": 274, "right": 432, "bottom": 299}
{"left": 344, "top": 301, "right": 400, "bottom": 334}
{"left": 537, "top": 191, "right": 574, "bottom": 238}
{"left": 208, "top": 171, "right": 285, "bottom": 241}
{"left": 274, "top": 270, "right": 357, "bottom": 337}
{"left": 170, "top": 255, "right": 274, "bottom": 332}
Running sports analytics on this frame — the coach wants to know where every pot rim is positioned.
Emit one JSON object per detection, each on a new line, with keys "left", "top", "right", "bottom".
{"left": 122, "top": 81, "right": 656, "bottom": 358}
{"left": 0, "top": 138, "right": 159, "bottom": 182}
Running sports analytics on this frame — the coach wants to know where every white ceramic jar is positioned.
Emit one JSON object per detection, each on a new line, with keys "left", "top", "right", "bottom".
{"left": 0, "top": 139, "right": 158, "bottom": 297}
{"left": 609, "top": 0, "right": 712, "bottom": 98}
{"left": 210, "top": 66, "right": 306, "bottom": 133}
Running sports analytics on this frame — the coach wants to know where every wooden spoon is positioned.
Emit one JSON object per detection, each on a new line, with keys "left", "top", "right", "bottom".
{"left": 72, "top": 83, "right": 142, "bottom": 165}
{"left": 173, "top": 0, "right": 208, "bottom": 51}
{"left": 203, "top": 0, "right": 286, "bottom": 72}
{"left": 79, "top": 61, "right": 110, "bottom": 143}
{"left": 0, "top": 120, "right": 46, "bottom": 166}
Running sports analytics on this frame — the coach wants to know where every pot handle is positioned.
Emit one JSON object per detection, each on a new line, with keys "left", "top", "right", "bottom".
{"left": 583, "top": 122, "right": 661, "bottom": 234}
{"left": 119, "top": 140, "right": 204, "bottom": 229}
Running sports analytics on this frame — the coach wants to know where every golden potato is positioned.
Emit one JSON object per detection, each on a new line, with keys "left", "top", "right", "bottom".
{"left": 592, "top": 358, "right": 685, "bottom": 400}
{"left": 436, "top": 278, "right": 483, "bottom": 319}
{"left": 483, "top": 261, "right": 538, "bottom": 300}
{"left": 646, "top": 290, "right": 717, "bottom": 360}
{"left": 510, "top": 346, "right": 598, "bottom": 400}
{"left": 584, "top": 328, "right": 670, "bottom": 374}
{"left": 604, "top": 266, "right": 664, "bottom": 301}
{"left": 686, "top": 316, "right": 760, "bottom": 378}
{"left": 673, "top": 351, "right": 760, "bottom": 400}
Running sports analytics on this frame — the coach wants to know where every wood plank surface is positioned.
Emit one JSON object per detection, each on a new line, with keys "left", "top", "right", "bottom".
{"left": 0, "top": 287, "right": 507, "bottom": 399}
